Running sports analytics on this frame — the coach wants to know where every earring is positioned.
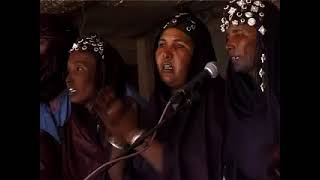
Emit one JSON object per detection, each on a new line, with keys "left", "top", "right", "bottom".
{"left": 259, "top": 53, "right": 266, "bottom": 92}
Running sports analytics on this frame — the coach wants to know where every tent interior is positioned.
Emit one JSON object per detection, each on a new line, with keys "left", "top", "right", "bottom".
{"left": 40, "top": 0, "right": 279, "bottom": 99}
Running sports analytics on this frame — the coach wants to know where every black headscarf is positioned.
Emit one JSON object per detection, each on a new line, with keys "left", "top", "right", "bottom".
{"left": 40, "top": 14, "right": 78, "bottom": 102}
{"left": 153, "top": 11, "right": 220, "bottom": 100}
{"left": 126, "top": 11, "right": 226, "bottom": 180}
{"left": 222, "top": 1, "right": 280, "bottom": 180}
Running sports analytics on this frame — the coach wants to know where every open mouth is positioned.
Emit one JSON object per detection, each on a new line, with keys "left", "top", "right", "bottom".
{"left": 68, "top": 87, "right": 77, "bottom": 95}
{"left": 162, "top": 62, "right": 173, "bottom": 71}
{"left": 231, "top": 56, "right": 240, "bottom": 61}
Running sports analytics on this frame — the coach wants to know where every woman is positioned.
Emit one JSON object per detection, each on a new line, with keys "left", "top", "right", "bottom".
{"left": 220, "top": 1, "right": 280, "bottom": 180}
{"left": 95, "top": 11, "right": 226, "bottom": 180}
{"left": 40, "top": 14, "right": 77, "bottom": 180}
{"left": 61, "top": 33, "right": 135, "bottom": 180}
{"left": 40, "top": 14, "right": 77, "bottom": 143}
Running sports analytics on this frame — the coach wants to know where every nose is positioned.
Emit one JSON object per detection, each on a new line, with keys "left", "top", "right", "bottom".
{"left": 225, "top": 37, "right": 235, "bottom": 54}
{"left": 65, "top": 73, "right": 72, "bottom": 86}
{"left": 162, "top": 47, "right": 173, "bottom": 60}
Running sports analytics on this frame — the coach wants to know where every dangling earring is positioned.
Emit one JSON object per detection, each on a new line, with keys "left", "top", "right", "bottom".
{"left": 259, "top": 53, "right": 266, "bottom": 92}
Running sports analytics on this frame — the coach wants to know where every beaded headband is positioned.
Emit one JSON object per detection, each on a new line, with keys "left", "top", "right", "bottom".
{"left": 69, "top": 34, "right": 105, "bottom": 60}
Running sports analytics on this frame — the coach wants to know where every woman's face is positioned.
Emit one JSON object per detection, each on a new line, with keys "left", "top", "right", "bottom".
{"left": 225, "top": 24, "right": 257, "bottom": 74}
{"left": 155, "top": 28, "right": 194, "bottom": 90}
{"left": 66, "top": 51, "right": 97, "bottom": 105}
{"left": 40, "top": 38, "right": 49, "bottom": 56}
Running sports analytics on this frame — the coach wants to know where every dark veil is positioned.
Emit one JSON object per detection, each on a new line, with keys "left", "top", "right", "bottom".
{"left": 224, "top": 1, "right": 280, "bottom": 179}
{"left": 127, "top": 11, "right": 226, "bottom": 180}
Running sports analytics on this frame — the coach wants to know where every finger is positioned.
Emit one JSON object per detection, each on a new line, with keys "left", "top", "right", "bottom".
{"left": 100, "top": 87, "right": 116, "bottom": 101}
{"left": 93, "top": 97, "right": 114, "bottom": 122}
{"left": 122, "top": 97, "right": 138, "bottom": 120}
{"left": 108, "top": 99, "right": 126, "bottom": 118}
{"left": 94, "top": 90, "right": 114, "bottom": 112}
{"left": 95, "top": 99, "right": 123, "bottom": 127}
{"left": 95, "top": 88, "right": 117, "bottom": 111}
{"left": 94, "top": 105, "right": 108, "bottom": 121}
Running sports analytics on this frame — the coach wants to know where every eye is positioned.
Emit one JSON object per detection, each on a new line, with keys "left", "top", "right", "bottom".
{"left": 158, "top": 41, "right": 165, "bottom": 48}
{"left": 236, "top": 31, "right": 244, "bottom": 36}
{"left": 176, "top": 43, "right": 185, "bottom": 48}
{"left": 76, "top": 66, "right": 84, "bottom": 72}
{"left": 229, "top": 31, "right": 245, "bottom": 41}
{"left": 225, "top": 35, "right": 230, "bottom": 43}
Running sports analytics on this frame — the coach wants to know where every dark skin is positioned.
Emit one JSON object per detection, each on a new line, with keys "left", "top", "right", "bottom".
{"left": 226, "top": 23, "right": 280, "bottom": 179}
{"left": 66, "top": 51, "right": 97, "bottom": 106}
{"left": 40, "top": 36, "right": 61, "bottom": 108}
{"left": 66, "top": 50, "right": 127, "bottom": 180}
{"left": 93, "top": 77, "right": 164, "bottom": 173}
{"left": 225, "top": 24, "right": 258, "bottom": 81}
{"left": 92, "top": 88, "right": 139, "bottom": 180}
{"left": 93, "top": 27, "right": 194, "bottom": 174}
{"left": 93, "top": 87, "right": 138, "bottom": 145}
{"left": 40, "top": 37, "right": 52, "bottom": 78}
{"left": 40, "top": 38, "right": 49, "bottom": 57}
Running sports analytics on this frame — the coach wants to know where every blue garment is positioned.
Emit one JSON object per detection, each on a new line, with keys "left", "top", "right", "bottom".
{"left": 40, "top": 86, "right": 145, "bottom": 143}
{"left": 40, "top": 90, "right": 71, "bottom": 143}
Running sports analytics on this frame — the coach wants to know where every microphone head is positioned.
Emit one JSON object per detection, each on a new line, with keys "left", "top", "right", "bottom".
{"left": 204, "top": 61, "right": 218, "bottom": 78}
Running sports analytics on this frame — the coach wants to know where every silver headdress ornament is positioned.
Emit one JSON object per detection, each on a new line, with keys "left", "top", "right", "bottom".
{"left": 69, "top": 34, "right": 105, "bottom": 60}
{"left": 163, "top": 12, "right": 197, "bottom": 33}
{"left": 220, "top": 0, "right": 266, "bottom": 36}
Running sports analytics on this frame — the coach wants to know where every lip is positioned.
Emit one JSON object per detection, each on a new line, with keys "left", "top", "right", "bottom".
{"left": 162, "top": 62, "right": 174, "bottom": 73}
{"left": 231, "top": 56, "right": 240, "bottom": 60}
{"left": 68, "top": 87, "right": 77, "bottom": 95}
{"left": 230, "top": 56, "right": 240, "bottom": 63}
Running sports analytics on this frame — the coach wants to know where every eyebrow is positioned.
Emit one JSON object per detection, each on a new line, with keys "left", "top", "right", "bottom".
{"left": 159, "top": 38, "right": 190, "bottom": 44}
{"left": 75, "top": 61, "right": 88, "bottom": 66}
{"left": 69, "top": 59, "right": 91, "bottom": 67}
{"left": 230, "top": 28, "right": 243, "bottom": 33}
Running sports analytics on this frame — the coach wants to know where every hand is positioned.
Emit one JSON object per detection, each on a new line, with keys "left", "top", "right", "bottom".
{"left": 267, "top": 144, "right": 280, "bottom": 179}
{"left": 92, "top": 87, "right": 139, "bottom": 145}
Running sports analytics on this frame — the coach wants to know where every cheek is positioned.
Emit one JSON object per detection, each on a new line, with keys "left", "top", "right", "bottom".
{"left": 79, "top": 79, "right": 96, "bottom": 101}
{"left": 237, "top": 40, "right": 247, "bottom": 53}
{"left": 155, "top": 49, "right": 161, "bottom": 58}
{"left": 76, "top": 74, "right": 94, "bottom": 91}
{"left": 244, "top": 41, "right": 256, "bottom": 58}
{"left": 155, "top": 51, "right": 163, "bottom": 70}
{"left": 176, "top": 53, "right": 192, "bottom": 78}
{"left": 40, "top": 44, "right": 48, "bottom": 55}
{"left": 87, "top": 73, "right": 97, "bottom": 91}
{"left": 179, "top": 51, "right": 192, "bottom": 69}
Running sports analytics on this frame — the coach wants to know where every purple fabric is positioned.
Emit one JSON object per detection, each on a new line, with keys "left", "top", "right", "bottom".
{"left": 61, "top": 105, "right": 110, "bottom": 180}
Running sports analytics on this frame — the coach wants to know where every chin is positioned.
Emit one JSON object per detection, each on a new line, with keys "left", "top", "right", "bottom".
{"left": 232, "top": 64, "right": 241, "bottom": 72}
{"left": 163, "top": 80, "right": 175, "bottom": 88}
{"left": 160, "top": 75, "right": 173, "bottom": 85}
{"left": 70, "top": 95, "right": 87, "bottom": 105}
{"left": 165, "top": 81, "right": 184, "bottom": 91}
{"left": 70, "top": 97, "right": 82, "bottom": 104}
{"left": 232, "top": 63, "right": 246, "bottom": 73}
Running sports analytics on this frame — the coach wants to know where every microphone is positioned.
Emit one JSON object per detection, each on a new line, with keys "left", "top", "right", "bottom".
{"left": 171, "top": 61, "right": 218, "bottom": 105}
